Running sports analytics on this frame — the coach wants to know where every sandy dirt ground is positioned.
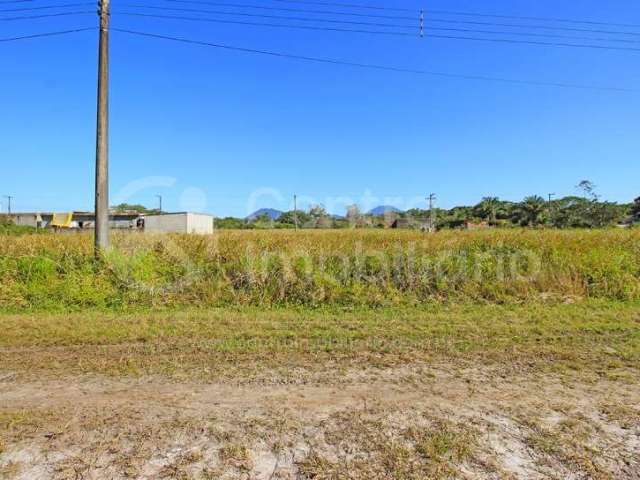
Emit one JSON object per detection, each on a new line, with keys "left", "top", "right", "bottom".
{"left": 1, "top": 361, "right": 638, "bottom": 479}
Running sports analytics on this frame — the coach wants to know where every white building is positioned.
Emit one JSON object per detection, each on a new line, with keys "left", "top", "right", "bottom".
{"left": 144, "top": 212, "right": 214, "bottom": 234}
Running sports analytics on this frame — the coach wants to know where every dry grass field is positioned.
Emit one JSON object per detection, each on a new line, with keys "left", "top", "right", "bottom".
{"left": 1, "top": 230, "right": 639, "bottom": 479}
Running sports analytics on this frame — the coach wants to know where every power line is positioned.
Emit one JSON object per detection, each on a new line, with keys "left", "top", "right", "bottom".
{"left": 0, "top": 26, "right": 93, "bottom": 42}
{"left": 423, "top": 32, "right": 640, "bottom": 52}
{"left": 115, "top": 11, "right": 416, "bottom": 36}
{"left": 0, "top": 2, "right": 93, "bottom": 13}
{"left": 118, "top": 4, "right": 417, "bottom": 29}
{"left": 271, "top": 0, "right": 415, "bottom": 13}
{"left": 127, "top": 1, "right": 640, "bottom": 38}
{"left": 0, "top": 11, "right": 93, "bottom": 21}
{"left": 111, "top": 28, "right": 632, "bottom": 92}
{"left": 119, "top": 1, "right": 640, "bottom": 37}
{"left": 114, "top": 12, "right": 640, "bottom": 50}
{"left": 114, "top": 4, "right": 640, "bottom": 44}
{"left": 426, "top": 16, "right": 640, "bottom": 38}
{"left": 426, "top": 8, "right": 640, "bottom": 30}
{"left": 161, "top": 0, "right": 417, "bottom": 21}
{"left": 425, "top": 25, "right": 640, "bottom": 45}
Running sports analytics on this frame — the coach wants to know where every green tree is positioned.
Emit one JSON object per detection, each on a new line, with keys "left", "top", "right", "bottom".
{"left": 278, "top": 210, "right": 311, "bottom": 228}
{"left": 551, "top": 196, "right": 591, "bottom": 228}
{"left": 560, "top": 181, "right": 625, "bottom": 228}
{"left": 111, "top": 203, "right": 154, "bottom": 214}
{"left": 474, "top": 197, "right": 501, "bottom": 222}
{"left": 577, "top": 180, "right": 599, "bottom": 201}
{"left": 515, "top": 196, "right": 546, "bottom": 226}
{"left": 251, "top": 213, "right": 274, "bottom": 229}
{"left": 309, "top": 205, "right": 327, "bottom": 218}
{"left": 215, "top": 217, "right": 246, "bottom": 229}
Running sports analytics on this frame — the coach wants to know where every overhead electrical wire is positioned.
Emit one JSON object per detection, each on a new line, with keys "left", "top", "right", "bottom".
{"left": 115, "top": 11, "right": 416, "bottom": 36}
{"left": 423, "top": 32, "right": 640, "bottom": 52}
{"left": 115, "top": 4, "right": 640, "bottom": 45}
{"left": 111, "top": 28, "right": 632, "bottom": 92}
{"left": 0, "top": 11, "right": 93, "bottom": 21}
{"left": 424, "top": 25, "right": 640, "bottom": 45}
{"left": 0, "top": 26, "right": 93, "bottom": 42}
{"left": 425, "top": 8, "right": 640, "bottom": 30}
{"left": 0, "top": 2, "right": 93, "bottom": 13}
{"left": 119, "top": 3, "right": 417, "bottom": 29}
{"left": 160, "top": 0, "right": 417, "bottom": 21}
{"left": 424, "top": 16, "right": 640, "bottom": 37}
{"left": 161, "top": 0, "right": 640, "bottom": 33}
{"left": 270, "top": 0, "right": 415, "bottom": 12}
{"left": 113, "top": 12, "right": 640, "bottom": 51}
{"left": 120, "top": 1, "right": 640, "bottom": 37}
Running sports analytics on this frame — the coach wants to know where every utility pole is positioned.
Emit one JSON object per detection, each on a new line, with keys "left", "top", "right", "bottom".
{"left": 94, "top": 0, "right": 110, "bottom": 254}
{"left": 427, "top": 193, "right": 436, "bottom": 232}
{"left": 293, "top": 194, "right": 298, "bottom": 230}
{"left": 156, "top": 194, "right": 162, "bottom": 213}
{"left": 548, "top": 193, "right": 555, "bottom": 225}
{"left": 3, "top": 195, "right": 12, "bottom": 215}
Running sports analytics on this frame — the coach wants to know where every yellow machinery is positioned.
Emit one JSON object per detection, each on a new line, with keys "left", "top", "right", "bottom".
{"left": 51, "top": 212, "right": 73, "bottom": 229}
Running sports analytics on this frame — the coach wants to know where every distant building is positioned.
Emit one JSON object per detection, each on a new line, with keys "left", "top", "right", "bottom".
{"left": 390, "top": 218, "right": 411, "bottom": 229}
{"left": 12, "top": 211, "right": 140, "bottom": 229}
{"left": 391, "top": 218, "right": 434, "bottom": 231}
{"left": 144, "top": 212, "right": 214, "bottom": 234}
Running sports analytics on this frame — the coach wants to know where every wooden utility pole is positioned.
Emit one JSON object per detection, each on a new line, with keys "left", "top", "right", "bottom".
{"left": 293, "top": 194, "right": 298, "bottom": 230}
{"left": 427, "top": 193, "right": 436, "bottom": 232}
{"left": 95, "top": 0, "right": 110, "bottom": 253}
{"left": 156, "top": 194, "right": 163, "bottom": 213}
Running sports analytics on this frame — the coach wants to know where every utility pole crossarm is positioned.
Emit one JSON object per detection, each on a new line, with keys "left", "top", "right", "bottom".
{"left": 95, "top": 0, "right": 110, "bottom": 253}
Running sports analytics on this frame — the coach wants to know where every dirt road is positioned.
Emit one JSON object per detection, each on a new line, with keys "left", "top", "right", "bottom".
{"left": 1, "top": 361, "right": 638, "bottom": 479}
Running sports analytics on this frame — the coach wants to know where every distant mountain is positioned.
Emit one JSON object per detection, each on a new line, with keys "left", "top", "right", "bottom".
{"left": 368, "top": 205, "right": 402, "bottom": 216}
{"left": 246, "top": 208, "right": 283, "bottom": 221}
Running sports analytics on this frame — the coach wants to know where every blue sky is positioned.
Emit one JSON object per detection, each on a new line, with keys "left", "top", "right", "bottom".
{"left": 1, "top": 0, "right": 639, "bottom": 217}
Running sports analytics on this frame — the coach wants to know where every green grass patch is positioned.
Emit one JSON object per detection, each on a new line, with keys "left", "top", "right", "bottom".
{"left": 1, "top": 229, "right": 639, "bottom": 311}
{"left": 1, "top": 302, "right": 638, "bottom": 379}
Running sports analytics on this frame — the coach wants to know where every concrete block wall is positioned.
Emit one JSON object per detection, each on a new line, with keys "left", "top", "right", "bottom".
{"left": 145, "top": 214, "right": 188, "bottom": 233}
{"left": 186, "top": 213, "right": 214, "bottom": 234}
{"left": 145, "top": 213, "right": 213, "bottom": 234}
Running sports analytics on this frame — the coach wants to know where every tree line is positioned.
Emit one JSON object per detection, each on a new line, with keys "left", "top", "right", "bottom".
{"left": 107, "top": 181, "right": 639, "bottom": 230}
{"left": 218, "top": 182, "right": 640, "bottom": 230}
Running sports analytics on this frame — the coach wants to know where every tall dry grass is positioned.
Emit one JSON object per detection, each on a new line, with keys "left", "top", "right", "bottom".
{"left": 0, "top": 229, "right": 639, "bottom": 310}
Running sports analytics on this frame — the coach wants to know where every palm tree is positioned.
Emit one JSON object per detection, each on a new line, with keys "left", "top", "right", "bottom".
{"left": 516, "top": 196, "right": 546, "bottom": 226}
{"left": 476, "top": 197, "right": 501, "bottom": 222}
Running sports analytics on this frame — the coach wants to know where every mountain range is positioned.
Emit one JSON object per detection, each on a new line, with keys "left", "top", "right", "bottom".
{"left": 367, "top": 205, "right": 402, "bottom": 215}
{"left": 245, "top": 208, "right": 283, "bottom": 221}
